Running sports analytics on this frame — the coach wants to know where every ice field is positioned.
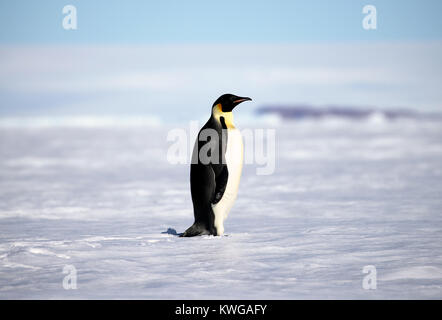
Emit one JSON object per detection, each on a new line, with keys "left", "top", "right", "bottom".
{"left": 1, "top": 116, "right": 442, "bottom": 299}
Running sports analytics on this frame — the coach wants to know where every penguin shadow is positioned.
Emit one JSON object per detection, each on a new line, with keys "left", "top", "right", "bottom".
{"left": 160, "top": 227, "right": 229, "bottom": 238}
{"left": 161, "top": 228, "right": 230, "bottom": 238}
{"left": 161, "top": 228, "right": 183, "bottom": 237}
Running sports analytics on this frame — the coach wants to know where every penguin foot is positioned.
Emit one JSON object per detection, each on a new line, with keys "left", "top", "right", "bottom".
{"left": 180, "top": 223, "right": 211, "bottom": 237}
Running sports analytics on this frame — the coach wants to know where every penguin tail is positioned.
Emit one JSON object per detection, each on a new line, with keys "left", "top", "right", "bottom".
{"left": 180, "top": 222, "right": 211, "bottom": 237}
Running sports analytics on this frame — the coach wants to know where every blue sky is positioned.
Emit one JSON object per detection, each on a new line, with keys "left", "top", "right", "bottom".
{"left": 1, "top": 0, "right": 442, "bottom": 44}
{"left": 1, "top": 1, "right": 442, "bottom": 121}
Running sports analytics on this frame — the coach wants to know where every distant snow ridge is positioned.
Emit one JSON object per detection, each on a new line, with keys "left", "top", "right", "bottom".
{"left": 0, "top": 115, "right": 162, "bottom": 128}
{"left": 256, "top": 105, "right": 442, "bottom": 121}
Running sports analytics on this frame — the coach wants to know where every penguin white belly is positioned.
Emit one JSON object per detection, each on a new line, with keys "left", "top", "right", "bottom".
{"left": 212, "top": 128, "right": 243, "bottom": 235}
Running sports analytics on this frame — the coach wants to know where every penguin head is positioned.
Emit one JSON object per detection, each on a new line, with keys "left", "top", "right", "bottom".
{"left": 212, "top": 94, "right": 252, "bottom": 113}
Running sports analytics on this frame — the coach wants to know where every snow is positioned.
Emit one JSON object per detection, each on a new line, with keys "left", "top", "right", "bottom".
{"left": 1, "top": 117, "right": 442, "bottom": 299}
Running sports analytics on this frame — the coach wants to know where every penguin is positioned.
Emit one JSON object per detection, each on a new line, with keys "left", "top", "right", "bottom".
{"left": 181, "top": 94, "right": 252, "bottom": 237}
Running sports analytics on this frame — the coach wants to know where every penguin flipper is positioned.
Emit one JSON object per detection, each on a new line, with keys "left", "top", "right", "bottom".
{"left": 212, "top": 165, "right": 229, "bottom": 204}
{"left": 180, "top": 222, "right": 211, "bottom": 237}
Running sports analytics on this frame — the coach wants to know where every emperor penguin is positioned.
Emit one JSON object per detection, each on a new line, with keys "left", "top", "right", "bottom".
{"left": 181, "top": 94, "right": 252, "bottom": 237}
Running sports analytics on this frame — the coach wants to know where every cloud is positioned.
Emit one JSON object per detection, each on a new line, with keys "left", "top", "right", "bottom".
{"left": 0, "top": 42, "right": 441, "bottom": 118}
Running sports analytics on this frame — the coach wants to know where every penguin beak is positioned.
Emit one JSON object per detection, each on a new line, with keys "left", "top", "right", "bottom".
{"left": 232, "top": 97, "right": 252, "bottom": 106}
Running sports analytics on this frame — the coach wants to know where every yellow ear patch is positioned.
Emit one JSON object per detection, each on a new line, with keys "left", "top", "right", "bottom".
{"left": 212, "top": 103, "right": 235, "bottom": 129}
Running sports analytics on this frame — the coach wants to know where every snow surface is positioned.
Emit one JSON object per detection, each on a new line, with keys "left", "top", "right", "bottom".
{"left": 1, "top": 117, "right": 442, "bottom": 299}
